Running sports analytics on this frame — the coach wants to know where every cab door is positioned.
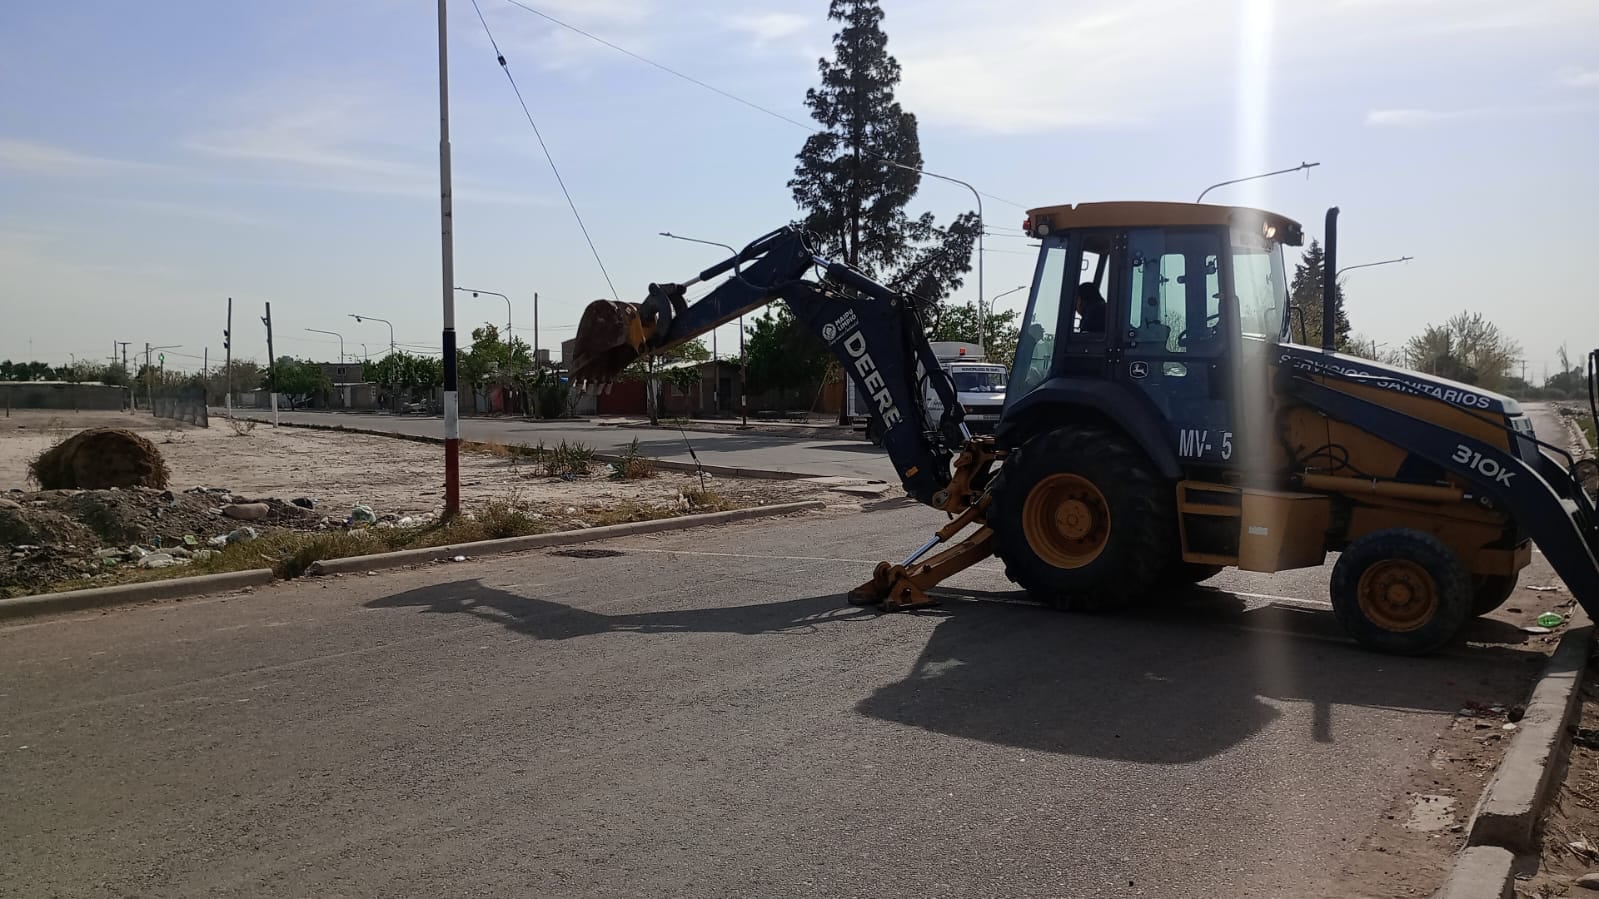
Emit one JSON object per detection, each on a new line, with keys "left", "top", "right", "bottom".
{"left": 1114, "top": 227, "right": 1236, "bottom": 467}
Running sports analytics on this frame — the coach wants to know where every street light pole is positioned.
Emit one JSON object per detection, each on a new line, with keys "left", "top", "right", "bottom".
{"left": 1197, "top": 161, "right": 1321, "bottom": 203}
{"left": 659, "top": 232, "right": 743, "bottom": 422}
{"left": 306, "top": 328, "right": 346, "bottom": 364}
{"left": 983, "top": 284, "right": 1028, "bottom": 358}
{"left": 1337, "top": 256, "right": 1414, "bottom": 278}
{"left": 349, "top": 314, "right": 396, "bottom": 357}
{"left": 455, "top": 287, "right": 512, "bottom": 346}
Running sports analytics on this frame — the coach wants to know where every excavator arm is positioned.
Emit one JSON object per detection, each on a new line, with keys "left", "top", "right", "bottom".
{"left": 571, "top": 225, "right": 1001, "bottom": 607}
{"left": 572, "top": 226, "right": 975, "bottom": 507}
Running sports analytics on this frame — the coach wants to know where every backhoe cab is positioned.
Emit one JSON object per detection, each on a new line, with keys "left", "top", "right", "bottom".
{"left": 570, "top": 203, "right": 1599, "bottom": 656}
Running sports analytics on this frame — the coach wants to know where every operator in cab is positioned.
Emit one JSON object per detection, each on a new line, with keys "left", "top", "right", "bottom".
{"left": 1075, "top": 283, "right": 1107, "bottom": 333}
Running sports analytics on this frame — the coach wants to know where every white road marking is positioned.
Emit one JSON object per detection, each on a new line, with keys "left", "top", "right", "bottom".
{"left": 1228, "top": 590, "right": 1333, "bottom": 608}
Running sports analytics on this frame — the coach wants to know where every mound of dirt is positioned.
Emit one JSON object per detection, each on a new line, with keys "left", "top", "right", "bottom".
{"left": 30, "top": 428, "right": 170, "bottom": 490}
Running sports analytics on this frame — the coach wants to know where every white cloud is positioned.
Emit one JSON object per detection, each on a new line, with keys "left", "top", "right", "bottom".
{"left": 183, "top": 79, "right": 548, "bottom": 206}
{"left": 487, "top": 0, "right": 661, "bottom": 74}
{"left": 0, "top": 138, "right": 165, "bottom": 177}
{"left": 1559, "top": 67, "right": 1599, "bottom": 87}
{"left": 1364, "top": 107, "right": 1484, "bottom": 126}
{"left": 888, "top": 0, "right": 1599, "bottom": 134}
{"left": 727, "top": 12, "right": 809, "bottom": 46}
{"left": 1365, "top": 102, "right": 1595, "bottom": 126}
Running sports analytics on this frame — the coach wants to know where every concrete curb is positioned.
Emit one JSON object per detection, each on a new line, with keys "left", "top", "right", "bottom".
{"left": 595, "top": 419, "right": 859, "bottom": 441}
{"left": 1433, "top": 846, "right": 1515, "bottom": 899}
{"left": 0, "top": 569, "right": 277, "bottom": 621}
{"left": 593, "top": 454, "right": 806, "bottom": 481}
{"left": 1466, "top": 621, "right": 1594, "bottom": 851}
{"left": 308, "top": 499, "right": 826, "bottom": 576}
{"left": 0, "top": 501, "right": 826, "bottom": 621}
{"left": 260, "top": 419, "right": 820, "bottom": 481}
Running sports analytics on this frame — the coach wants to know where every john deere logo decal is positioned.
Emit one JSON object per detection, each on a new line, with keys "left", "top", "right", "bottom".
{"left": 1130, "top": 361, "right": 1149, "bottom": 379}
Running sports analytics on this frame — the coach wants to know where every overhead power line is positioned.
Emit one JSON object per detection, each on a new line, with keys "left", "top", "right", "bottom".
{"left": 471, "top": 0, "right": 619, "bottom": 299}
{"left": 499, "top": 0, "right": 1029, "bottom": 213}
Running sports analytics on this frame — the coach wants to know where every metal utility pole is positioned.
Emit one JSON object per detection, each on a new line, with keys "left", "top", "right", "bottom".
{"left": 533, "top": 291, "right": 540, "bottom": 365}
{"left": 740, "top": 315, "right": 748, "bottom": 429}
{"left": 223, "top": 298, "right": 233, "bottom": 413}
{"left": 117, "top": 341, "right": 131, "bottom": 411}
{"left": 438, "top": 0, "right": 461, "bottom": 518}
{"left": 1197, "top": 161, "right": 1321, "bottom": 203}
{"left": 262, "top": 302, "right": 278, "bottom": 425}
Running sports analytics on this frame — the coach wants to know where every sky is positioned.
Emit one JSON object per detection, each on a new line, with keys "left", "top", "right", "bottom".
{"left": 1, "top": 0, "right": 1596, "bottom": 379}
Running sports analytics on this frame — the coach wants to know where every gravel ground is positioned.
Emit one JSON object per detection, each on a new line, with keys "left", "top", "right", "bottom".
{"left": 0, "top": 411, "right": 843, "bottom": 595}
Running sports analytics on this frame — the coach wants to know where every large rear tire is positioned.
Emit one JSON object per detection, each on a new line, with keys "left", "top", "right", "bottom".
{"left": 990, "top": 425, "right": 1174, "bottom": 611}
{"left": 1330, "top": 528, "right": 1471, "bottom": 655}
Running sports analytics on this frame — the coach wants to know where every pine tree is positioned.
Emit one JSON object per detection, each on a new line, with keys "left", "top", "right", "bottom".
{"left": 774, "top": 0, "right": 978, "bottom": 417}
{"left": 1288, "top": 240, "right": 1350, "bottom": 350}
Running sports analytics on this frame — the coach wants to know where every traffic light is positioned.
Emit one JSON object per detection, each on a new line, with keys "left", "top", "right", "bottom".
{"left": 222, "top": 328, "right": 230, "bottom": 351}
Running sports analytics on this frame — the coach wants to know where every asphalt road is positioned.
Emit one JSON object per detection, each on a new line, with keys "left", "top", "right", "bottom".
{"left": 1, "top": 504, "right": 1545, "bottom": 898}
{"left": 229, "top": 401, "right": 1572, "bottom": 486}
{"left": 226, "top": 409, "right": 896, "bottom": 481}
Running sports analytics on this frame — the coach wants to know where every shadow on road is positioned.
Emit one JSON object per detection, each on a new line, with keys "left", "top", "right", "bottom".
{"left": 367, "top": 579, "right": 1542, "bottom": 765}
{"left": 366, "top": 579, "right": 876, "bottom": 640}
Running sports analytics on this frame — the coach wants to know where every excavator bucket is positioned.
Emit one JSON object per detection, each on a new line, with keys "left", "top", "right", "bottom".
{"left": 570, "top": 299, "right": 649, "bottom": 385}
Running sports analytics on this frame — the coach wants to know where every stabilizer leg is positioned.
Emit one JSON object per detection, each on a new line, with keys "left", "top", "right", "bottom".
{"left": 849, "top": 497, "right": 994, "bottom": 611}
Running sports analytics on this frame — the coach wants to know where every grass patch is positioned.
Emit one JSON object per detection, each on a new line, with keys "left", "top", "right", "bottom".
{"left": 608, "top": 437, "right": 657, "bottom": 480}
{"left": 22, "top": 489, "right": 750, "bottom": 597}
{"left": 680, "top": 489, "right": 734, "bottom": 512}
{"left": 463, "top": 438, "right": 596, "bottom": 478}
{"left": 587, "top": 502, "right": 681, "bottom": 528}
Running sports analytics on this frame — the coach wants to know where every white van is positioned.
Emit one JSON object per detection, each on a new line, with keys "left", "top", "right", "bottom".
{"left": 848, "top": 341, "right": 1008, "bottom": 443}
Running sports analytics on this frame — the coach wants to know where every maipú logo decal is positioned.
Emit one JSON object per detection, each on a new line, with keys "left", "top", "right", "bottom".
{"left": 823, "top": 310, "right": 858, "bottom": 345}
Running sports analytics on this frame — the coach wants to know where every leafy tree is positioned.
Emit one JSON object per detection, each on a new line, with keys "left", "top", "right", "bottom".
{"left": 199, "top": 359, "right": 262, "bottom": 404}
{"left": 363, "top": 352, "right": 442, "bottom": 409}
{"left": 1542, "top": 344, "right": 1586, "bottom": 398}
{"left": 1343, "top": 334, "right": 1404, "bottom": 366}
{"left": 92, "top": 362, "right": 131, "bottom": 388}
{"left": 1288, "top": 240, "right": 1350, "bottom": 351}
{"left": 929, "top": 303, "right": 1022, "bottom": 369}
{"left": 1403, "top": 312, "right": 1521, "bottom": 390}
{"left": 458, "top": 322, "right": 533, "bottom": 390}
{"left": 0, "top": 360, "right": 56, "bottom": 381}
{"left": 787, "top": 0, "right": 978, "bottom": 416}
{"left": 625, "top": 339, "right": 712, "bottom": 425}
{"left": 744, "top": 308, "right": 832, "bottom": 404}
{"left": 268, "top": 357, "right": 331, "bottom": 410}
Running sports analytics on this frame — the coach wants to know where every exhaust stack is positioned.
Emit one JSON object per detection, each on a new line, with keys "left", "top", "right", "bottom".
{"left": 1322, "top": 207, "right": 1339, "bottom": 352}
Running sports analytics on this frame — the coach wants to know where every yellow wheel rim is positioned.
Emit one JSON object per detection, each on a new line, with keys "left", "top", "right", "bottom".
{"left": 1022, "top": 473, "right": 1110, "bottom": 568}
{"left": 1357, "top": 560, "right": 1438, "bottom": 632}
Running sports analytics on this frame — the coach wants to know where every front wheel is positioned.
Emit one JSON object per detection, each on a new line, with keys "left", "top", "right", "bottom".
{"left": 990, "top": 425, "right": 1174, "bottom": 612}
{"left": 1330, "top": 529, "right": 1471, "bottom": 655}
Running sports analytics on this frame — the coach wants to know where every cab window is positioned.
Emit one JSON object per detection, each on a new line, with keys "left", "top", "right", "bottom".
{"left": 1124, "top": 228, "right": 1224, "bottom": 356}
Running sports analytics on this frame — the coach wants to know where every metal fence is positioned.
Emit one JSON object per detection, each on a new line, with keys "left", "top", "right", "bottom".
{"left": 151, "top": 386, "right": 209, "bottom": 427}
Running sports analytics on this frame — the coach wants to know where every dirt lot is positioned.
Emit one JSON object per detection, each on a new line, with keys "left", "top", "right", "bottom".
{"left": 0, "top": 411, "right": 846, "bottom": 596}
